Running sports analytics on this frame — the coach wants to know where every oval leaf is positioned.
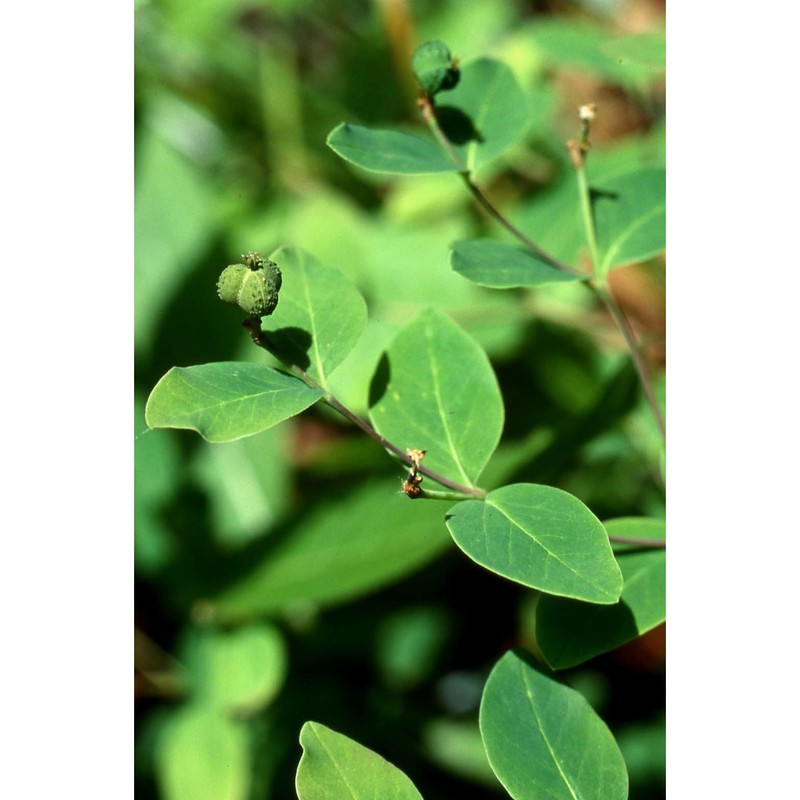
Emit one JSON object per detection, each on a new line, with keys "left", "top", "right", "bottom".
{"left": 445, "top": 484, "right": 622, "bottom": 603}
{"left": 156, "top": 706, "right": 249, "bottom": 800}
{"left": 296, "top": 722, "right": 423, "bottom": 800}
{"left": 212, "top": 481, "right": 452, "bottom": 621}
{"left": 593, "top": 166, "right": 665, "bottom": 275}
{"left": 532, "top": 517, "right": 666, "bottom": 669}
{"left": 480, "top": 650, "right": 628, "bottom": 800}
{"left": 260, "top": 246, "right": 368, "bottom": 387}
{"left": 326, "top": 122, "right": 459, "bottom": 175}
{"left": 368, "top": 309, "right": 504, "bottom": 488}
{"left": 450, "top": 239, "right": 585, "bottom": 288}
{"left": 145, "top": 362, "right": 323, "bottom": 442}
{"left": 440, "top": 58, "right": 531, "bottom": 172}
{"left": 186, "top": 624, "right": 288, "bottom": 714}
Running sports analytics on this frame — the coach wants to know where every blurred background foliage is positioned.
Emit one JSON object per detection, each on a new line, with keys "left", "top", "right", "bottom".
{"left": 135, "top": 0, "right": 665, "bottom": 797}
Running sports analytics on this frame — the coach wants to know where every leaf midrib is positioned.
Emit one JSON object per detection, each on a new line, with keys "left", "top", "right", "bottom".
{"left": 522, "top": 666, "right": 581, "bottom": 800}
{"left": 486, "top": 498, "right": 613, "bottom": 598}
{"left": 600, "top": 200, "right": 665, "bottom": 272}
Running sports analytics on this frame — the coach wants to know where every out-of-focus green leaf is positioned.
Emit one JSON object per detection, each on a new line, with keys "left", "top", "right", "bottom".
{"left": 156, "top": 705, "right": 249, "bottom": 800}
{"left": 135, "top": 130, "right": 216, "bottom": 352}
{"left": 423, "top": 719, "right": 501, "bottom": 789}
{"left": 258, "top": 246, "right": 368, "bottom": 388}
{"left": 603, "top": 33, "right": 666, "bottom": 72}
{"left": 593, "top": 167, "right": 666, "bottom": 275}
{"left": 192, "top": 425, "right": 291, "bottom": 546}
{"left": 145, "top": 363, "right": 323, "bottom": 442}
{"left": 509, "top": 130, "right": 666, "bottom": 273}
{"left": 187, "top": 624, "right": 288, "bottom": 713}
{"left": 441, "top": 58, "right": 531, "bottom": 172}
{"left": 446, "top": 484, "right": 622, "bottom": 603}
{"left": 135, "top": 397, "right": 179, "bottom": 572}
{"left": 376, "top": 607, "right": 450, "bottom": 690}
{"left": 480, "top": 650, "right": 628, "bottom": 800}
{"left": 369, "top": 309, "right": 504, "bottom": 488}
{"left": 531, "top": 518, "right": 666, "bottom": 669}
{"left": 327, "top": 123, "right": 460, "bottom": 175}
{"left": 450, "top": 239, "right": 586, "bottom": 288}
{"left": 212, "top": 481, "right": 453, "bottom": 621}
{"left": 296, "top": 722, "right": 423, "bottom": 800}
{"left": 510, "top": 179, "right": 584, "bottom": 270}
{"left": 525, "top": 18, "right": 650, "bottom": 87}
{"left": 616, "top": 715, "right": 666, "bottom": 787}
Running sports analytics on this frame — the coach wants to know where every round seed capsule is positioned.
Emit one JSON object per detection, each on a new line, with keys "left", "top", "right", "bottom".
{"left": 217, "top": 254, "right": 282, "bottom": 318}
{"left": 411, "top": 40, "right": 460, "bottom": 96}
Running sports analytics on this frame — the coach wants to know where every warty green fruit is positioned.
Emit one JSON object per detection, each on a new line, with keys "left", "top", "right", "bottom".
{"left": 217, "top": 254, "right": 282, "bottom": 318}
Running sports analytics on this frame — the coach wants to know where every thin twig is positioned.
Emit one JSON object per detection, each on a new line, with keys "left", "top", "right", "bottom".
{"left": 243, "top": 320, "right": 485, "bottom": 497}
{"left": 594, "top": 285, "right": 666, "bottom": 441}
{"left": 317, "top": 381, "right": 486, "bottom": 498}
{"left": 418, "top": 94, "right": 666, "bottom": 443}
{"left": 417, "top": 92, "right": 583, "bottom": 277}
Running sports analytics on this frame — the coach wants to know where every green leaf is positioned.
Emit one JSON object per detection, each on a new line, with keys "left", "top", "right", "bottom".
{"left": 526, "top": 18, "right": 644, "bottom": 86}
{"left": 186, "top": 624, "right": 288, "bottom": 714}
{"left": 441, "top": 58, "right": 531, "bottom": 172}
{"left": 368, "top": 309, "right": 503, "bottom": 488}
{"left": 450, "top": 239, "right": 585, "bottom": 288}
{"left": 509, "top": 130, "right": 666, "bottom": 272}
{"left": 135, "top": 129, "right": 216, "bottom": 353}
{"left": 326, "top": 123, "right": 459, "bottom": 175}
{"left": 376, "top": 607, "right": 450, "bottom": 690}
{"left": 480, "top": 650, "right": 628, "bottom": 800}
{"left": 156, "top": 705, "right": 249, "bottom": 800}
{"left": 423, "top": 719, "right": 501, "bottom": 790}
{"left": 603, "top": 33, "right": 666, "bottom": 72}
{"left": 135, "top": 396, "right": 179, "bottom": 573}
{"left": 145, "top": 363, "right": 323, "bottom": 443}
{"left": 532, "top": 518, "right": 666, "bottom": 669}
{"left": 259, "top": 246, "right": 368, "bottom": 387}
{"left": 593, "top": 167, "right": 666, "bottom": 275}
{"left": 296, "top": 722, "right": 423, "bottom": 800}
{"left": 445, "top": 484, "right": 622, "bottom": 603}
{"left": 192, "top": 425, "right": 291, "bottom": 546}
{"left": 212, "top": 481, "right": 452, "bottom": 621}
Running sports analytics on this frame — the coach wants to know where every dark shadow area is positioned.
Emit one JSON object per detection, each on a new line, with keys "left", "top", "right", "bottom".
{"left": 536, "top": 597, "right": 641, "bottom": 668}
{"left": 367, "top": 351, "right": 391, "bottom": 408}
{"left": 434, "top": 105, "right": 484, "bottom": 146}
{"left": 136, "top": 236, "right": 241, "bottom": 392}
{"left": 260, "top": 326, "right": 313, "bottom": 371}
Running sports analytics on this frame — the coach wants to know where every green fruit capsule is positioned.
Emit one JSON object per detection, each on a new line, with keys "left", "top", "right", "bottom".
{"left": 411, "top": 40, "right": 460, "bottom": 96}
{"left": 217, "top": 253, "right": 282, "bottom": 318}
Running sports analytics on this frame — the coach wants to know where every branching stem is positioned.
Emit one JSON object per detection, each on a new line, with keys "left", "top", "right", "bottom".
{"left": 243, "top": 321, "right": 486, "bottom": 498}
{"left": 418, "top": 92, "right": 665, "bottom": 443}
{"left": 417, "top": 93, "right": 582, "bottom": 277}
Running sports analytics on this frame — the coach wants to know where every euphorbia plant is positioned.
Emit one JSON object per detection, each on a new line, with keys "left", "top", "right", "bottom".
{"left": 145, "top": 38, "right": 665, "bottom": 800}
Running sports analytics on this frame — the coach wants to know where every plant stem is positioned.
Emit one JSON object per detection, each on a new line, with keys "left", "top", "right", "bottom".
{"left": 417, "top": 93, "right": 582, "bottom": 277}
{"left": 306, "top": 373, "right": 487, "bottom": 498}
{"left": 575, "top": 163, "right": 601, "bottom": 269}
{"left": 594, "top": 284, "right": 666, "bottom": 440}
{"left": 460, "top": 177, "right": 585, "bottom": 276}
{"left": 571, "top": 144, "right": 666, "bottom": 441}
{"left": 419, "top": 94, "right": 665, "bottom": 443}
{"left": 414, "top": 487, "right": 476, "bottom": 502}
{"left": 243, "top": 320, "right": 486, "bottom": 497}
